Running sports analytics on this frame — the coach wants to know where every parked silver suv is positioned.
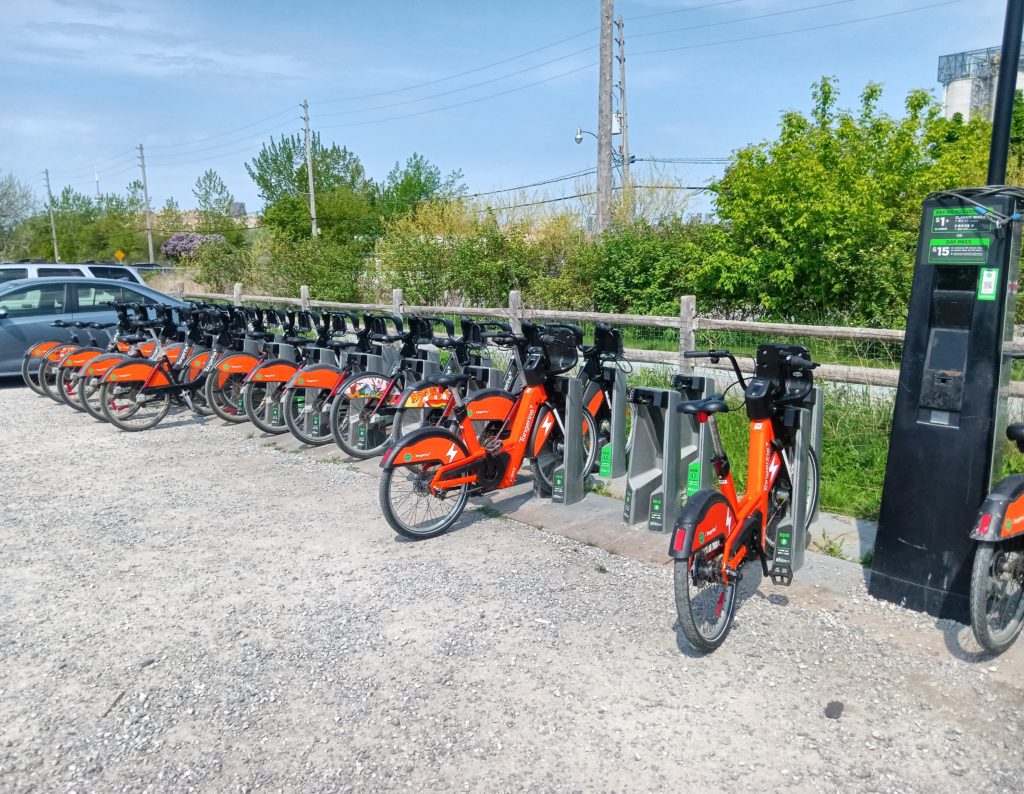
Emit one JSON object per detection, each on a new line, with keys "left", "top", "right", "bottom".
{"left": 0, "top": 261, "right": 144, "bottom": 285}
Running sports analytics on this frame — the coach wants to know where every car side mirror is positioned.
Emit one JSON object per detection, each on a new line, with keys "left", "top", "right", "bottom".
{"left": 0, "top": 308, "right": 8, "bottom": 319}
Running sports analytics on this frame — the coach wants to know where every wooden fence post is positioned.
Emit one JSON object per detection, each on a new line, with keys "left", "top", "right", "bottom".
{"left": 232, "top": 282, "right": 243, "bottom": 306}
{"left": 175, "top": 280, "right": 185, "bottom": 300}
{"left": 392, "top": 287, "right": 405, "bottom": 316}
{"left": 508, "top": 290, "right": 523, "bottom": 334}
{"left": 679, "top": 295, "right": 696, "bottom": 372}
{"left": 300, "top": 285, "right": 310, "bottom": 310}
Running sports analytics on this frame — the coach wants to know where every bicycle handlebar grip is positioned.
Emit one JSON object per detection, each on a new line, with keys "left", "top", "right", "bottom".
{"left": 684, "top": 349, "right": 728, "bottom": 359}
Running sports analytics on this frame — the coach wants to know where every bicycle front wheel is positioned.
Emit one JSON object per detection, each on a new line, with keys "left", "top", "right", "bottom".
{"left": 330, "top": 372, "right": 401, "bottom": 458}
{"left": 99, "top": 381, "right": 171, "bottom": 431}
{"left": 57, "top": 367, "right": 85, "bottom": 412}
{"left": 21, "top": 353, "right": 45, "bottom": 395}
{"left": 379, "top": 464, "right": 469, "bottom": 540}
{"left": 204, "top": 371, "right": 249, "bottom": 423}
{"left": 970, "top": 539, "right": 1024, "bottom": 654}
{"left": 674, "top": 538, "right": 738, "bottom": 653}
{"left": 244, "top": 380, "right": 289, "bottom": 434}
{"left": 534, "top": 410, "right": 598, "bottom": 489}
{"left": 284, "top": 387, "right": 335, "bottom": 446}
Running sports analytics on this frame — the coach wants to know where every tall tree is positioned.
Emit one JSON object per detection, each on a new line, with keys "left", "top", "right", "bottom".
{"left": 246, "top": 133, "right": 371, "bottom": 204}
{"left": 377, "top": 153, "right": 465, "bottom": 219}
{"left": 0, "top": 173, "right": 35, "bottom": 257}
{"left": 192, "top": 169, "right": 241, "bottom": 242}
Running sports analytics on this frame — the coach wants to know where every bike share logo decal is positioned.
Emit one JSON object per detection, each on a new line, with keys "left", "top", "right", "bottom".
{"left": 255, "top": 373, "right": 263, "bottom": 380}
{"left": 445, "top": 444, "right": 458, "bottom": 462}
{"left": 764, "top": 449, "right": 780, "bottom": 492}
{"left": 404, "top": 453, "right": 412, "bottom": 462}
{"left": 519, "top": 404, "right": 538, "bottom": 443}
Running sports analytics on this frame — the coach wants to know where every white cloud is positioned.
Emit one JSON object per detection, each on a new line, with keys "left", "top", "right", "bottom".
{"left": 0, "top": 0, "right": 305, "bottom": 80}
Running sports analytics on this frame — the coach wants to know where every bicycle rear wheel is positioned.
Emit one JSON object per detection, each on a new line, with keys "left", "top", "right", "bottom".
{"left": 330, "top": 372, "right": 401, "bottom": 458}
{"left": 57, "top": 367, "right": 85, "bottom": 412}
{"left": 99, "top": 381, "right": 171, "bottom": 431}
{"left": 38, "top": 357, "right": 64, "bottom": 402}
{"left": 674, "top": 538, "right": 738, "bottom": 653}
{"left": 970, "top": 539, "right": 1024, "bottom": 654}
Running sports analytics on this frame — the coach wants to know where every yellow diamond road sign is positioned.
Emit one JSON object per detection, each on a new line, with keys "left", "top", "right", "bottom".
{"left": 114, "top": 250, "right": 125, "bottom": 261}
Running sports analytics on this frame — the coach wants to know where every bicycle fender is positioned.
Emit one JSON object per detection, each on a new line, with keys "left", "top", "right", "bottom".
{"left": 44, "top": 344, "right": 79, "bottom": 363}
{"left": 398, "top": 382, "right": 452, "bottom": 410}
{"left": 584, "top": 381, "right": 605, "bottom": 417}
{"left": 464, "top": 388, "right": 515, "bottom": 422}
{"left": 529, "top": 405, "right": 558, "bottom": 458}
{"left": 183, "top": 350, "right": 212, "bottom": 382}
{"left": 971, "top": 474, "right": 1024, "bottom": 540}
{"left": 58, "top": 347, "right": 104, "bottom": 369}
{"left": 216, "top": 352, "right": 260, "bottom": 376}
{"left": 82, "top": 352, "right": 132, "bottom": 377}
{"left": 285, "top": 363, "right": 343, "bottom": 390}
{"left": 668, "top": 490, "right": 736, "bottom": 560}
{"left": 27, "top": 340, "right": 61, "bottom": 359}
{"left": 104, "top": 360, "right": 170, "bottom": 388}
{"left": 381, "top": 428, "right": 469, "bottom": 470}
{"left": 249, "top": 358, "right": 301, "bottom": 385}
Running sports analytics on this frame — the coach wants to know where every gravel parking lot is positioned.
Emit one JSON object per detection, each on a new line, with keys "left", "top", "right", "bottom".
{"left": 1, "top": 385, "right": 1023, "bottom": 792}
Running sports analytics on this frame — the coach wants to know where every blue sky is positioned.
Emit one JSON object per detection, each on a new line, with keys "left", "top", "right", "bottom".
{"left": 0, "top": 0, "right": 1009, "bottom": 215}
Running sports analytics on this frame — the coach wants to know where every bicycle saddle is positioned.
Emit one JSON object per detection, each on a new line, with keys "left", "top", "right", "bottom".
{"left": 325, "top": 339, "right": 357, "bottom": 350}
{"left": 678, "top": 395, "right": 729, "bottom": 416}
{"left": 1007, "top": 423, "right": 1024, "bottom": 452}
{"left": 424, "top": 373, "right": 472, "bottom": 389}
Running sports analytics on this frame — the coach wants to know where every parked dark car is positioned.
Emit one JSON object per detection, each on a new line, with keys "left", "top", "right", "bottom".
{"left": 0, "top": 277, "right": 187, "bottom": 377}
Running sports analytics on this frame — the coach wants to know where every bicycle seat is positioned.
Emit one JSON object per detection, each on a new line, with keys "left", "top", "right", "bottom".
{"left": 88, "top": 322, "right": 117, "bottom": 330}
{"left": 325, "top": 339, "right": 357, "bottom": 350}
{"left": 50, "top": 320, "right": 70, "bottom": 328}
{"left": 1007, "top": 423, "right": 1024, "bottom": 452}
{"left": 246, "top": 331, "right": 275, "bottom": 342}
{"left": 678, "top": 395, "right": 729, "bottom": 416}
{"left": 425, "top": 373, "right": 472, "bottom": 389}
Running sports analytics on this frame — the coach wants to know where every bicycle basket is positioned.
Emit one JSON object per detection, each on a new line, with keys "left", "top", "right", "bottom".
{"left": 544, "top": 327, "right": 579, "bottom": 375}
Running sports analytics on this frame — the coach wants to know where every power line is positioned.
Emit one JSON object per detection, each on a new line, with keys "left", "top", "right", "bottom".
{"left": 632, "top": 0, "right": 967, "bottom": 58}
{"left": 467, "top": 168, "right": 598, "bottom": 198}
{"left": 631, "top": 0, "right": 857, "bottom": 40}
{"left": 145, "top": 119, "right": 299, "bottom": 163}
{"left": 317, "top": 45, "right": 595, "bottom": 118}
{"left": 318, "top": 62, "right": 597, "bottom": 131}
{"left": 483, "top": 184, "right": 711, "bottom": 211}
{"left": 632, "top": 0, "right": 743, "bottom": 21}
{"left": 145, "top": 107, "right": 297, "bottom": 150}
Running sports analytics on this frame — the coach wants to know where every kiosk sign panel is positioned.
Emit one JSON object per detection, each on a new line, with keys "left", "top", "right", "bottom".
{"left": 870, "top": 188, "right": 1021, "bottom": 620}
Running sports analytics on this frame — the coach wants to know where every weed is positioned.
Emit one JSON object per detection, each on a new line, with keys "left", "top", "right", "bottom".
{"left": 859, "top": 548, "right": 875, "bottom": 567}
{"left": 477, "top": 505, "right": 503, "bottom": 519}
{"left": 812, "top": 531, "right": 849, "bottom": 560}
{"left": 587, "top": 480, "right": 616, "bottom": 499}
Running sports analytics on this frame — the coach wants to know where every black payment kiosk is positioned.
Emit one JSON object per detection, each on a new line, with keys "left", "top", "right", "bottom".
{"left": 870, "top": 188, "right": 1023, "bottom": 620}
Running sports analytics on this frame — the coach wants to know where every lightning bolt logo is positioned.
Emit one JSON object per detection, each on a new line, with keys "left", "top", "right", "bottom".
{"left": 768, "top": 455, "right": 781, "bottom": 481}
{"left": 726, "top": 512, "right": 733, "bottom": 530}
{"left": 541, "top": 415, "right": 553, "bottom": 434}
{"left": 445, "top": 443, "right": 458, "bottom": 463}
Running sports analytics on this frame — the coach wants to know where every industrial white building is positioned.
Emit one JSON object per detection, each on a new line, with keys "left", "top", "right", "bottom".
{"left": 938, "top": 47, "right": 1024, "bottom": 120}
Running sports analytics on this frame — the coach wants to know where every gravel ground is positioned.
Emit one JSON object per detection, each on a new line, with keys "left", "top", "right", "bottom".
{"left": 1, "top": 384, "right": 1023, "bottom": 793}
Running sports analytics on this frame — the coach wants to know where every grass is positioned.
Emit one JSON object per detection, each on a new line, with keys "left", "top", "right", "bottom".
{"left": 859, "top": 548, "right": 875, "bottom": 567}
{"left": 586, "top": 479, "right": 616, "bottom": 499}
{"left": 812, "top": 531, "right": 850, "bottom": 560}
{"left": 477, "top": 505, "right": 503, "bottom": 519}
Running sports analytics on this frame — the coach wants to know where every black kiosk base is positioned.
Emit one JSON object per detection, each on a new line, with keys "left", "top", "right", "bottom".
{"left": 869, "top": 187, "right": 1022, "bottom": 623}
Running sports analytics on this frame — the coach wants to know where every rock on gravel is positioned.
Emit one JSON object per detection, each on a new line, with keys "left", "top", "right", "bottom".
{"left": 1, "top": 385, "right": 1023, "bottom": 792}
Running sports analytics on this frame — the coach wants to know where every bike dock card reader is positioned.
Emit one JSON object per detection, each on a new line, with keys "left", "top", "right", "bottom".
{"left": 623, "top": 376, "right": 713, "bottom": 532}
{"left": 871, "top": 188, "right": 1023, "bottom": 620}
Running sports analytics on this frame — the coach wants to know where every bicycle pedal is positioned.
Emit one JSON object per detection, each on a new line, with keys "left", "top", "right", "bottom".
{"left": 768, "top": 563, "right": 793, "bottom": 587}
{"left": 724, "top": 567, "right": 742, "bottom": 583}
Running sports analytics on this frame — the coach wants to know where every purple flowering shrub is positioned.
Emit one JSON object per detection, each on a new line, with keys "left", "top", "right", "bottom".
{"left": 160, "top": 232, "right": 226, "bottom": 262}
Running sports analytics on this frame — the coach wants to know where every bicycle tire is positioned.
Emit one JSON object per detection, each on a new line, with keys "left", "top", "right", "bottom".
{"left": 38, "top": 357, "right": 64, "bottom": 402}
{"left": 244, "top": 380, "right": 289, "bottom": 434}
{"left": 99, "top": 381, "right": 171, "bottom": 431}
{"left": 283, "top": 386, "right": 335, "bottom": 446}
{"left": 970, "top": 539, "right": 1024, "bottom": 654}
{"left": 204, "top": 370, "right": 249, "bottom": 423}
{"left": 80, "top": 373, "right": 109, "bottom": 420}
{"left": 56, "top": 367, "right": 85, "bottom": 412}
{"left": 330, "top": 371, "right": 401, "bottom": 458}
{"left": 21, "top": 354, "right": 45, "bottom": 396}
{"left": 674, "top": 540, "right": 739, "bottom": 653}
{"left": 533, "top": 410, "right": 598, "bottom": 489}
{"left": 379, "top": 465, "right": 469, "bottom": 540}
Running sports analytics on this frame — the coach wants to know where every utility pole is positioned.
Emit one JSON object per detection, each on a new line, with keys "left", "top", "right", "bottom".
{"left": 94, "top": 164, "right": 100, "bottom": 199}
{"left": 616, "top": 14, "right": 630, "bottom": 191}
{"left": 596, "top": 0, "right": 614, "bottom": 233}
{"left": 43, "top": 169, "right": 60, "bottom": 263}
{"left": 137, "top": 144, "right": 155, "bottom": 262}
{"left": 988, "top": 0, "right": 1024, "bottom": 184}
{"left": 302, "top": 100, "right": 319, "bottom": 237}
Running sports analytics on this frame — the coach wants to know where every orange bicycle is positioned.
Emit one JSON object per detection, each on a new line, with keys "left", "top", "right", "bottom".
{"left": 377, "top": 325, "right": 585, "bottom": 539}
{"left": 669, "top": 345, "right": 819, "bottom": 652}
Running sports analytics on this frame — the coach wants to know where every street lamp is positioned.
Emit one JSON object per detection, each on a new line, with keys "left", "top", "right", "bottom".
{"left": 574, "top": 127, "right": 596, "bottom": 145}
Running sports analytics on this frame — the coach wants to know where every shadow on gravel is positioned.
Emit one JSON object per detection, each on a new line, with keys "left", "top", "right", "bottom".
{"left": 0, "top": 376, "right": 25, "bottom": 391}
{"left": 941, "top": 620, "right": 995, "bottom": 663}
{"left": 390, "top": 505, "right": 507, "bottom": 544}
{"left": 671, "top": 566, "right": 767, "bottom": 658}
